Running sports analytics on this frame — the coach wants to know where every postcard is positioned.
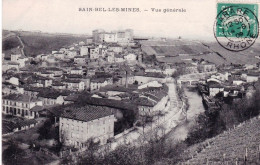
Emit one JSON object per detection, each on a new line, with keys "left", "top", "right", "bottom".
{"left": 2, "top": 0, "right": 260, "bottom": 164}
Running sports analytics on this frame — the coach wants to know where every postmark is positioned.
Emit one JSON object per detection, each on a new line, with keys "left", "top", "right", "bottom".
{"left": 214, "top": 3, "right": 259, "bottom": 51}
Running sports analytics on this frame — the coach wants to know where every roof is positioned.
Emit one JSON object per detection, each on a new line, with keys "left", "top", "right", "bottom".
{"left": 62, "top": 79, "right": 82, "bottom": 83}
{"left": 63, "top": 74, "right": 83, "bottom": 79}
{"left": 8, "top": 61, "right": 20, "bottom": 65}
{"left": 247, "top": 72, "right": 260, "bottom": 77}
{"left": 38, "top": 90, "right": 62, "bottom": 99}
{"left": 31, "top": 105, "right": 59, "bottom": 112}
{"left": 52, "top": 81, "right": 65, "bottom": 86}
{"left": 71, "top": 67, "right": 82, "bottom": 70}
{"left": 135, "top": 72, "right": 166, "bottom": 78}
{"left": 208, "top": 81, "right": 223, "bottom": 88}
{"left": 74, "top": 56, "right": 85, "bottom": 58}
{"left": 3, "top": 94, "right": 40, "bottom": 102}
{"left": 91, "top": 77, "right": 107, "bottom": 83}
{"left": 61, "top": 105, "right": 114, "bottom": 122}
{"left": 46, "top": 67, "right": 63, "bottom": 71}
{"left": 114, "top": 54, "right": 123, "bottom": 58}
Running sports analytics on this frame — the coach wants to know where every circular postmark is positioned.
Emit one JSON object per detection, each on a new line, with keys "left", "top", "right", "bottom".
{"left": 214, "top": 5, "right": 259, "bottom": 51}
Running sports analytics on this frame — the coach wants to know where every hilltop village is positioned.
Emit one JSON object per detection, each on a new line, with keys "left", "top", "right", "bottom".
{"left": 2, "top": 29, "right": 260, "bottom": 164}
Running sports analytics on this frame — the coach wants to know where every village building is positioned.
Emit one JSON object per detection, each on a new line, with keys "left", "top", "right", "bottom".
{"left": 67, "top": 50, "right": 78, "bottom": 59}
{"left": 59, "top": 105, "right": 115, "bottom": 147}
{"left": 90, "top": 77, "right": 113, "bottom": 91}
{"left": 74, "top": 56, "right": 86, "bottom": 64}
{"left": 89, "top": 47, "right": 100, "bottom": 60}
{"left": 46, "top": 56, "right": 57, "bottom": 63}
{"left": 114, "top": 54, "right": 125, "bottom": 63}
{"left": 198, "top": 61, "right": 216, "bottom": 72}
{"left": 2, "top": 94, "right": 43, "bottom": 119}
{"left": 63, "top": 79, "right": 85, "bottom": 91}
{"left": 70, "top": 67, "right": 83, "bottom": 75}
{"left": 124, "top": 53, "right": 137, "bottom": 62}
{"left": 54, "top": 53, "right": 65, "bottom": 59}
{"left": 52, "top": 81, "right": 66, "bottom": 90}
{"left": 37, "top": 90, "right": 66, "bottom": 105}
{"left": 40, "top": 71, "right": 55, "bottom": 78}
{"left": 80, "top": 46, "right": 89, "bottom": 56}
{"left": 207, "top": 81, "right": 224, "bottom": 97}
{"left": 7, "top": 76, "right": 19, "bottom": 86}
{"left": 134, "top": 72, "right": 167, "bottom": 85}
{"left": 34, "top": 76, "right": 53, "bottom": 87}
{"left": 246, "top": 72, "right": 259, "bottom": 82}
{"left": 7, "top": 62, "right": 20, "bottom": 71}
{"left": 108, "top": 44, "right": 123, "bottom": 53}
{"left": 46, "top": 67, "right": 63, "bottom": 76}
{"left": 133, "top": 86, "right": 169, "bottom": 118}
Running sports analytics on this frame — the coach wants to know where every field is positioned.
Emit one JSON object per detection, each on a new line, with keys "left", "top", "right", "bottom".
{"left": 2, "top": 30, "right": 89, "bottom": 57}
{"left": 141, "top": 40, "right": 260, "bottom": 65}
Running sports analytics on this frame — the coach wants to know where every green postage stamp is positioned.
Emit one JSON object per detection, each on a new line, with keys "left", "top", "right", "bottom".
{"left": 214, "top": 2, "right": 259, "bottom": 51}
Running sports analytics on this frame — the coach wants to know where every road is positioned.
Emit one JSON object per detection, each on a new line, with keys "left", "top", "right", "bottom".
{"left": 109, "top": 81, "right": 186, "bottom": 149}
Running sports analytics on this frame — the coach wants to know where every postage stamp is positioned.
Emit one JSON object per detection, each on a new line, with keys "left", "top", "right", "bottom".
{"left": 214, "top": 3, "right": 259, "bottom": 51}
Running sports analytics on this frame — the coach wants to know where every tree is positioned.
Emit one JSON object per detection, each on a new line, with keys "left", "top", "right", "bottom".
{"left": 3, "top": 140, "right": 25, "bottom": 165}
{"left": 37, "top": 119, "right": 53, "bottom": 140}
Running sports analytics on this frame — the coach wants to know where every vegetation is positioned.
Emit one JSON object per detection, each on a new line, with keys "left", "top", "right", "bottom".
{"left": 2, "top": 140, "right": 26, "bottom": 165}
{"left": 37, "top": 119, "right": 59, "bottom": 140}
{"left": 185, "top": 81, "right": 260, "bottom": 146}
{"left": 2, "top": 36, "right": 21, "bottom": 51}
{"left": 75, "top": 127, "right": 187, "bottom": 165}
{"left": 2, "top": 30, "right": 88, "bottom": 57}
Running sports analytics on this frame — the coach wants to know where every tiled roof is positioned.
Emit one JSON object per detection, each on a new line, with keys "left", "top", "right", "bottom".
{"left": 62, "top": 79, "right": 82, "bottom": 83}
{"left": 63, "top": 74, "right": 83, "bottom": 79}
{"left": 52, "top": 81, "right": 65, "bottom": 86}
{"left": 8, "top": 61, "right": 20, "bottom": 65}
{"left": 3, "top": 94, "right": 40, "bottom": 102}
{"left": 247, "top": 72, "right": 260, "bottom": 76}
{"left": 46, "top": 67, "right": 63, "bottom": 71}
{"left": 208, "top": 81, "right": 223, "bottom": 88}
{"left": 91, "top": 78, "right": 107, "bottom": 83}
{"left": 38, "top": 90, "right": 62, "bottom": 99}
{"left": 135, "top": 72, "right": 166, "bottom": 78}
{"left": 74, "top": 56, "right": 85, "bottom": 58}
{"left": 61, "top": 105, "right": 114, "bottom": 122}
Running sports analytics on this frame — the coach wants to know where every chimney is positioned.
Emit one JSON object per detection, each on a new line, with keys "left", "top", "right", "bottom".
{"left": 125, "top": 71, "right": 128, "bottom": 88}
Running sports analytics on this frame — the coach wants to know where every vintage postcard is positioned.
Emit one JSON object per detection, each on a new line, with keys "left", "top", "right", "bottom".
{"left": 2, "top": 0, "right": 260, "bottom": 164}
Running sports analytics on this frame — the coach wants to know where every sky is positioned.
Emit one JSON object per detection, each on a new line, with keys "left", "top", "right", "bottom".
{"left": 3, "top": 0, "right": 218, "bottom": 40}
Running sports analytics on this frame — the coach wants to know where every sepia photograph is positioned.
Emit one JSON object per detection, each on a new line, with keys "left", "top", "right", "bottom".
{"left": 1, "top": 0, "right": 260, "bottom": 164}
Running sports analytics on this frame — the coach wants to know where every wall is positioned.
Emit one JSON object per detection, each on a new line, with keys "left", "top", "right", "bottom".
{"left": 59, "top": 115, "right": 115, "bottom": 147}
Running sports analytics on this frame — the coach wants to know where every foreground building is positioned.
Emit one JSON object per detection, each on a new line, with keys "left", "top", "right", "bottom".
{"left": 59, "top": 105, "right": 115, "bottom": 148}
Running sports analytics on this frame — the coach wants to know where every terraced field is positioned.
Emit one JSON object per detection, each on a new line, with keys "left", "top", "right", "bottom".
{"left": 141, "top": 40, "right": 260, "bottom": 65}
{"left": 177, "top": 116, "right": 260, "bottom": 165}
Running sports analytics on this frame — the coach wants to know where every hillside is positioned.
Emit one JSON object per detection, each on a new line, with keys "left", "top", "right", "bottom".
{"left": 2, "top": 30, "right": 89, "bottom": 57}
{"left": 141, "top": 40, "right": 260, "bottom": 65}
{"left": 176, "top": 116, "right": 260, "bottom": 165}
